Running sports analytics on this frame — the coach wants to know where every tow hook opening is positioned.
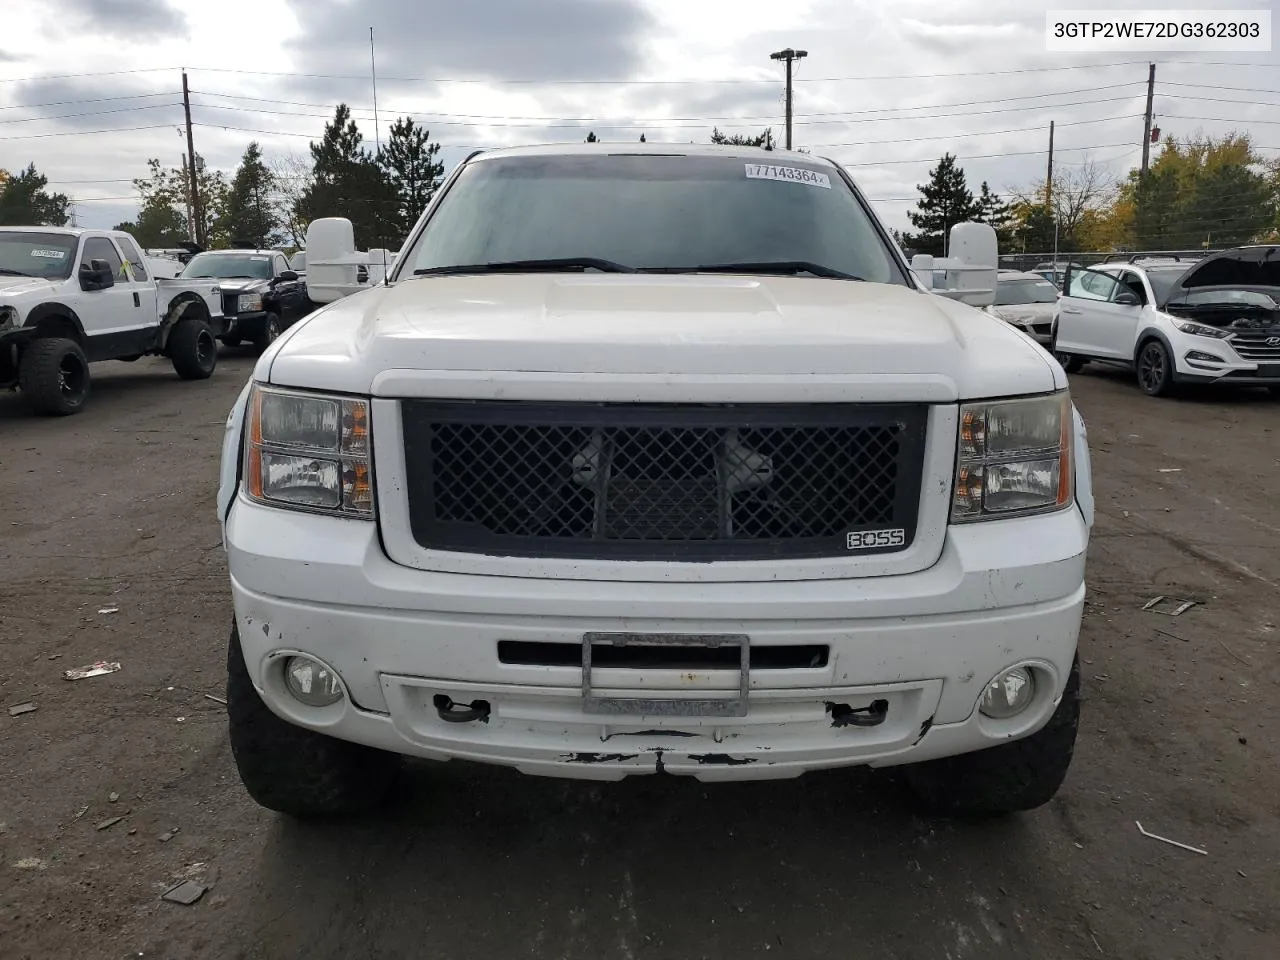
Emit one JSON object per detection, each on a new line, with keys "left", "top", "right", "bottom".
{"left": 826, "top": 699, "right": 889, "bottom": 728}
{"left": 432, "top": 694, "right": 491, "bottom": 724}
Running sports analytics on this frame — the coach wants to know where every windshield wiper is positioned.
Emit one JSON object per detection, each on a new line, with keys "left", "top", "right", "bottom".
{"left": 0, "top": 268, "right": 35, "bottom": 277}
{"left": 682, "top": 261, "right": 864, "bottom": 281}
{"left": 414, "top": 257, "right": 637, "bottom": 276}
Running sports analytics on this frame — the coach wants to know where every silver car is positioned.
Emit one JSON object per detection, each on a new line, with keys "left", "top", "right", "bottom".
{"left": 986, "top": 270, "right": 1059, "bottom": 346}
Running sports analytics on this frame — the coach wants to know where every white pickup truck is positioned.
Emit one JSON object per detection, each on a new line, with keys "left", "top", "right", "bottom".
{"left": 217, "top": 144, "right": 1094, "bottom": 819}
{"left": 0, "top": 227, "right": 225, "bottom": 415}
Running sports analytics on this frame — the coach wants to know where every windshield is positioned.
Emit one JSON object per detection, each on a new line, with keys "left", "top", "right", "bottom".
{"left": 399, "top": 153, "right": 904, "bottom": 284}
{"left": 995, "top": 278, "right": 1058, "bottom": 305}
{"left": 182, "top": 252, "right": 273, "bottom": 280}
{"left": 0, "top": 231, "right": 77, "bottom": 280}
{"left": 1145, "top": 269, "right": 1186, "bottom": 304}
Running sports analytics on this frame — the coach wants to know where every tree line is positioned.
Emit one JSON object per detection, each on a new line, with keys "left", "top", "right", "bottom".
{"left": 899, "top": 132, "right": 1280, "bottom": 256}
{"left": 110, "top": 106, "right": 444, "bottom": 251}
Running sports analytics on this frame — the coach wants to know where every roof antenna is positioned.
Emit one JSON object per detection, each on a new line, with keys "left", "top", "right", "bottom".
{"left": 370, "top": 25, "right": 390, "bottom": 285}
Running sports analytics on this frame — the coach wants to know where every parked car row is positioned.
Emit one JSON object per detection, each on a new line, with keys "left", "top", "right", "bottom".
{"left": 1, "top": 227, "right": 319, "bottom": 416}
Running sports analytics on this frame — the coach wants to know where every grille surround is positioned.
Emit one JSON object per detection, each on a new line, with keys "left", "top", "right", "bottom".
{"left": 401, "top": 401, "right": 928, "bottom": 561}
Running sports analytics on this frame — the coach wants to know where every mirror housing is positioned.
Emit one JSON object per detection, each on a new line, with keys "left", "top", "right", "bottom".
{"left": 278, "top": 270, "right": 300, "bottom": 282}
{"left": 79, "top": 258, "right": 116, "bottom": 291}
{"left": 1114, "top": 290, "right": 1141, "bottom": 306}
{"left": 913, "top": 223, "right": 999, "bottom": 307}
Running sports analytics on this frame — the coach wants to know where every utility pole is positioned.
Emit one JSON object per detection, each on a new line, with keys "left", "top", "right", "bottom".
{"left": 1045, "top": 120, "right": 1055, "bottom": 210}
{"left": 1141, "top": 62, "right": 1156, "bottom": 175}
{"left": 181, "top": 153, "right": 195, "bottom": 241}
{"left": 182, "top": 70, "right": 204, "bottom": 246}
{"left": 770, "top": 47, "right": 808, "bottom": 150}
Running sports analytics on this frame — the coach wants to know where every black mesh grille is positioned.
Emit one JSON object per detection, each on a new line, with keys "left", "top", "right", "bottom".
{"left": 401, "top": 402, "right": 927, "bottom": 560}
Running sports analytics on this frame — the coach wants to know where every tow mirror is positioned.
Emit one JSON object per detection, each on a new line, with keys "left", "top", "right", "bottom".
{"left": 79, "top": 258, "right": 116, "bottom": 291}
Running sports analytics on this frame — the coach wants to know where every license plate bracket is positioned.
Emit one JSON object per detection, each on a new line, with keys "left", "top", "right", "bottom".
{"left": 582, "top": 632, "right": 749, "bottom": 717}
{"left": 1256, "top": 363, "right": 1280, "bottom": 379}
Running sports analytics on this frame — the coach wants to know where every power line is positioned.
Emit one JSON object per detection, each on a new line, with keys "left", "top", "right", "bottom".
{"left": 0, "top": 123, "right": 176, "bottom": 140}
{"left": 0, "top": 67, "right": 176, "bottom": 84}
{"left": 189, "top": 81, "right": 1143, "bottom": 124}
{"left": 807, "top": 115, "right": 1142, "bottom": 149}
{"left": 167, "top": 59, "right": 1152, "bottom": 84}
{"left": 1159, "top": 92, "right": 1280, "bottom": 109}
{"left": 1160, "top": 113, "right": 1280, "bottom": 128}
{"left": 1160, "top": 80, "right": 1280, "bottom": 96}
{"left": 0, "top": 91, "right": 180, "bottom": 112}
{"left": 837, "top": 142, "right": 1142, "bottom": 167}
{"left": 185, "top": 94, "right": 1150, "bottom": 133}
{"left": 0, "top": 103, "right": 182, "bottom": 124}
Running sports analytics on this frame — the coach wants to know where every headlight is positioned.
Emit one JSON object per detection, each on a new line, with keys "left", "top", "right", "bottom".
{"left": 1174, "top": 320, "right": 1229, "bottom": 339}
{"left": 237, "top": 292, "right": 264, "bottom": 312}
{"left": 952, "top": 391, "right": 1073, "bottom": 522}
{"left": 243, "top": 385, "right": 373, "bottom": 517}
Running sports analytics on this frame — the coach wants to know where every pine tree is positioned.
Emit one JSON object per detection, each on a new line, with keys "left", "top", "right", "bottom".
{"left": 902, "top": 154, "right": 982, "bottom": 255}
{"left": 0, "top": 163, "right": 70, "bottom": 226}
{"left": 219, "top": 142, "right": 279, "bottom": 249}
{"left": 380, "top": 117, "right": 444, "bottom": 237}
{"left": 296, "top": 104, "right": 398, "bottom": 248}
{"left": 976, "top": 181, "right": 1013, "bottom": 243}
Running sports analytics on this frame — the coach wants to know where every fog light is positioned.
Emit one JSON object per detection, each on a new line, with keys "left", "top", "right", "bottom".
{"left": 979, "top": 666, "right": 1036, "bottom": 719}
{"left": 1186, "top": 351, "right": 1223, "bottom": 363}
{"left": 283, "top": 656, "right": 344, "bottom": 707}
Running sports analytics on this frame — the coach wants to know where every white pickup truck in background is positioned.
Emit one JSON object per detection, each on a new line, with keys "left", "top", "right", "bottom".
{"left": 0, "top": 226, "right": 226, "bottom": 415}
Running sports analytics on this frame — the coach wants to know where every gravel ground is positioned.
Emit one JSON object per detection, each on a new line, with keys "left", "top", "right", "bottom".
{"left": 1, "top": 352, "right": 1277, "bottom": 960}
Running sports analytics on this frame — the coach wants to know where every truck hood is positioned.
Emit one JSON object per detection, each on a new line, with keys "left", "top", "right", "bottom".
{"left": 200, "top": 277, "right": 266, "bottom": 294}
{"left": 989, "top": 302, "right": 1056, "bottom": 325}
{"left": 1159, "top": 245, "right": 1280, "bottom": 306}
{"left": 0, "top": 276, "right": 60, "bottom": 302}
{"left": 263, "top": 274, "right": 1061, "bottom": 401}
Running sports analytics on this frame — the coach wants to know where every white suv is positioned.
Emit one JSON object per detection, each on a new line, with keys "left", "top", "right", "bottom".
{"left": 217, "top": 144, "right": 1093, "bottom": 819}
{"left": 1053, "top": 249, "right": 1280, "bottom": 397}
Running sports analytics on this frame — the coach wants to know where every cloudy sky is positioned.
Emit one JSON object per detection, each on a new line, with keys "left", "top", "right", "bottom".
{"left": 1, "top": 0, "right": 1276, "bottom": 234}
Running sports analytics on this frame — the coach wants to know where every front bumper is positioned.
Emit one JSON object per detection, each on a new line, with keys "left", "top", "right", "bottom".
{"left": 223, "top": 309, "right": 269, "bottom": 338}
{"left": 1174, "top": 341, "right": 1280, "bottom": 385}
{"left": 227, "top": 498, "right": 1088, "bottom": 781}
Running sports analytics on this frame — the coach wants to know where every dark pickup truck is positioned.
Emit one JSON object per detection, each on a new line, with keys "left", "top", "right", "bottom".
{"left": 179, "top": 248, "right": 313, "bottom": 350}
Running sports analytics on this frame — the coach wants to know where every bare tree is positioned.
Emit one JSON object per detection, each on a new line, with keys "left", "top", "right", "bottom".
{"left": 267, "top": 152, "right": 314, "bottom": 249}
{"left": 1011, "top": 159, "right": 1116, "bottom": 242}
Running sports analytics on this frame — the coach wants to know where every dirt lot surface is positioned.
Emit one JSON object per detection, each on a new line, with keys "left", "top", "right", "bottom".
{"left": 1, "top": 353, "right": 1277, "bottom": 960}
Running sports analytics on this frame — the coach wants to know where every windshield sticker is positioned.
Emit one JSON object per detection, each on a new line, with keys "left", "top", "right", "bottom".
{"left": 30, "top": 249, "right": 67, "bottom": 259}
{"left": 250, "top": 255, "right": 269, "bottom": 261}
{"left": 744, "top": 163, "right": 831, "bottom": 189}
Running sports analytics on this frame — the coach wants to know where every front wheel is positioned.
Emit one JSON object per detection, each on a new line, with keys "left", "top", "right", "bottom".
{"left": 19, "top": 337, "right": 91, "bottom": 416}
{"left": 1050, "top": 332, "right": 1084, "bottom": 373}
{"left": 168, "top": 317, "right": 218, "bottom": 380}
{"left": 903, "top": 657, "right": 1081, "bottom": 816}
{"left": 1054, "top": 352, "right": 1084, "bottom": 374}
{"left": 1136, "top": 338, "right": 1175, "bottom": 396}
{"left": 226, "top": 623, "right": 398, "bottom": 817}
{"left": 252, "top": 311, "right": 282, "bottom": 352}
